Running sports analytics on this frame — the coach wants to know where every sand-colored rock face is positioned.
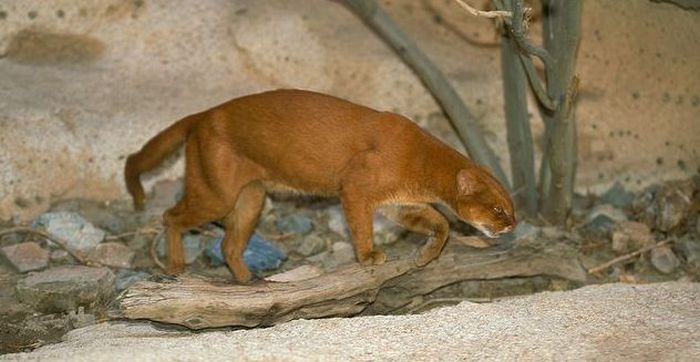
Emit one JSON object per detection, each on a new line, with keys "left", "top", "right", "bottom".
{"left": 0, "top": 0, "right": 698, "bottom": 220}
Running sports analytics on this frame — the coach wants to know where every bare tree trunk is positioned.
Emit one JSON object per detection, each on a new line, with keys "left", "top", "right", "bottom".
{"left": 539, "top": 0, "right": 583, "bottom": 224}
{"left": 500, "top": 0, "right": 537, "bottom": 216}
{"left": 344, "top": 0, "right": 509, "bottom": 187}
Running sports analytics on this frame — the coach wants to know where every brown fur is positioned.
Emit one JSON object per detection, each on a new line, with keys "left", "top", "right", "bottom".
{"left": 125, "top": 89, "right": 515, "bottom": 282}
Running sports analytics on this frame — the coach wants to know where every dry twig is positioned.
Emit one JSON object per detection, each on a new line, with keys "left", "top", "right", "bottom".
{"left": 454, "top": 0, "right": 512, "bottom": 19}
{"left": 587, "top": 239, "right": 674, "bottom": 275}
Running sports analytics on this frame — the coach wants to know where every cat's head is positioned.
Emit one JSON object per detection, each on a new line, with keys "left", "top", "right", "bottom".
{"left": 453, "top": 166, "right": 516, "bottom": 238}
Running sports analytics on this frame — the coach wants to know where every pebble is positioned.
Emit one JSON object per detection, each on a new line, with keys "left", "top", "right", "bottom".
{"left": 586, "top": 204, "right": 627, "bottom": 232}
{"left": 611, "top": 221, "right": 654, "bottom": 254}
{"left": 650, "top": 246, "right": 680, "bottom": 274}
{"left": 600, "top": 182, "right": 635, "bottom": 209}
{"left": 15, "top": 265, "right": 115, "bottom": 313}
{"left": 1, "top": 242, "right": 49, "bottom": 272}
{"left": 34, "top": 212, "right": 105, "bottom": 252}
{"left": 89, "top": 242, "right": 135, "bottom": 268}
{"left": 276, "top": 214, "right": 313, "bottom": 235}
{"left": 678, "top": 236, "right": 700, "bottom": 268}
{"left": 205, "top": 233, "right": 287, "bottom": 272}
{"left": 296, "top": 234, "right": 328, "bottom": 256}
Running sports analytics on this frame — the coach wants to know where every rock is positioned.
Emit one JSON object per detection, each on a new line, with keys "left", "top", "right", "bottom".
{"left": 205, "top": 233, "right": 287, "bottom": 272}
{"left": 296, "top": 234, "right": 328, "bottom": 256}
{"left": 656, "top": 189, "right": 691, "bottom": 232}
{"left": 600, "top": 182, "right": 635, "bottom": 209}
{"left": 157, "top": 233, "right": 203, "bottom": 264}
{"left": 115, "top": 269, "right": 151, "bottom": 291}
{"left": 374, "top": 214, "right": 400, "bottom": 246}
{"left": 650, "top": 246, "right": 680, "bottom": 274}
{"left": 678, "top": 236, "right": 700, "bottom": 268}
{"left": 15, "top": 266, "right": 115, "bottom": 313}
{"left": 276, "top": 214, "right": 313, "bottom": 235}
{"left": 327, "top": 207, "right": 348, "bottom": 238}
{"left": 89, "top": 242, "right": 135, "bottom": 268}
{"left": 611, "top": 221, "right": 654, "bottom": 254}
{"left": 540, "top": 226, "right": 567, "bottom": 240}
{"left": 34, "top": 212, "right": 105, "bottom": 252}
{"left": 265, "top": 265, "right": 324, "bottom": 282}
{"left": 584, "top": 204, "right": 628, "bottom": 235}
{"left": 1, "top": 242, "right": 49, "bottom": 272}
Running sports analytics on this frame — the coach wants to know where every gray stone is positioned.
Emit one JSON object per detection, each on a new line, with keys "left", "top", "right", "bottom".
{"left": 656, "top": 190, "right": 691, "bottom": 232}
{"left": 157, "top": 233, "right": 203, "bottom": 264}
{"left": 50, "top": 249, "right": 72, "bottom": 263}
{"left": 1, "top": 242, "right": 49, "bottom": 272}
{"left": 678, "top": 236, "right": 700, "bottom": 267}
{"left": 276, "top": 214, "right": 313, "bottom": 235}
{"left": 586, "top": 204, "right": 628, "bottom": 228}
{"left": 34, "top": 212, "right": 105, "bottom": 252}
{"left": 327, "top": 207, "right": 348, "bottom": 239}
{"left": 296, "top": 234, "right": 327, "bottom": 256}
{"left": 650, "top": 246, "right": 680, "bottom": 274}
{"left": 89, "top": 242, "right": 134, "bottom": 268}
{"left": 373, "top": 214, "right": 400, "bottom": 246}
{"left": 600, "top": 182, "right": 635, "bottom": 208}
{"left": 15, "top": 265, "right": 115, "bottom": 313}
{"left": 498, "top": 221, "right": 539, "bottom": 242}
{"left": 611, "top": 221, "right": 654, "bottom": 254}
{"left": 115, "top": 269, "right": 150, "bottom": 291}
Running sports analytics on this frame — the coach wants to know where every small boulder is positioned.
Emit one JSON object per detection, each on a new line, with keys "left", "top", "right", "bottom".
{"left": 34, "top": 212, "right": 105, "bottom": 252}
{"left": 276, "top": 214, "right": 314, "bottom": 235}
{"left": 89, "top": 242, "right": 135, "bottom": 268}
{"left": 296, "top": 234, "right": 328, "bottom": 256}
{"left": 586, "top": 204, "right": 628, "bottom": 234}
{"left": 374, "top": 214, "right": 400, "bottom": 246}
{"left": 611, "top": 221, "right": 654, "bottom": 254}
{"left": 327, "top": 207, "right": 348, "bottom": 238}
{"left": 1, "top": 242, "right": 49, "bottom": 272}
{"left": 650, "top": 246, "right": 680, "bottom": 274}
{"left": 157, "top": 233, "right": 203, "bottom": 264}
{"left": 15, "top": 265, "right": 115, "bottom": 313}
{"left": 205, "top": 233, "right": 287, "bottom": 272}
{"left": 600, "top": 182, "right": 635, "bottom": 209}
{"left": 678, "top": 236, "right": 700, "bottom": 268}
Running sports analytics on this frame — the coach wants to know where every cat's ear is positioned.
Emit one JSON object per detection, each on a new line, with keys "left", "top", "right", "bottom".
{"left": 457, "top": 169, "right": 479, "bottom": 196}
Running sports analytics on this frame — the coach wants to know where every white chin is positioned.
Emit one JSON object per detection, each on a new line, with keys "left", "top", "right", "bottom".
{"left": 473, "top": 223, "right": 496, "bottom": 238}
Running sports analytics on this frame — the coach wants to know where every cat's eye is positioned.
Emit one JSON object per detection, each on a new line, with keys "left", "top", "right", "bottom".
{"left": 493, "top": 207, "right": 503, "bottom": 214}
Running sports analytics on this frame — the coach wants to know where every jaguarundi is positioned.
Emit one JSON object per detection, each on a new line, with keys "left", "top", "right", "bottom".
{"left": 125, "top": 89, "right": 516, "bottom": 283}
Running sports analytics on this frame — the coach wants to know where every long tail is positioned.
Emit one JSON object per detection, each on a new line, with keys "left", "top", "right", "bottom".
{"left": 124, "top": 114, "right": 200, "bottom": 210}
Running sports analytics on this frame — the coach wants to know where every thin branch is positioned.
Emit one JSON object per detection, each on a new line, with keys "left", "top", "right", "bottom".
{"left": 0, "top": 226, "right": 94, "bottom": 266}
{"left": 587, "top": 239, "right": 674, "bottom": 275}
{"left": 454, "top": 0, "right": 511, "bottom": 19}
{"left": 518, "top": 51, "right": 557, "bottom": 111}
{"left": 507, "top": 0, "right": 554, "bottom": 70}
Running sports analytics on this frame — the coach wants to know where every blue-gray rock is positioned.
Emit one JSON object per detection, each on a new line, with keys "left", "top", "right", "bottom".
{"left": 34, "top": 212, "right": 106, "bottom": 252}
{"left": 89, "top": 242, "right": 134, "bottom": 268}
{"left": 156, "top": 233, "right": 204, "bottom": 264}
{"left": 678, "top": 236, "right": 700, "bottom": 268}
{"left": 15, "top": 266, "right": 115, "bottom": 313}
{"left": 115, "top": 269, "right": 151, "bottom": 291}
{"left": 650, "top": 246, "right": 680, "bottom": 274}
{"left": 276, "top": 214, "right": 313, "bottom": 235}
{"left": 600, "top": 182, "right": 635, "bottom": 208}
{"left": 296, "top": 234, "right": 328, "bottom": 256}
{"left": 205, "top": 233, "right": 287, "bottom": 272}
{"left": 327, "top": 207, "right": 348, "bottom": 238}
{"left": 585, "top": 204, "right": 628, "bottom": 234}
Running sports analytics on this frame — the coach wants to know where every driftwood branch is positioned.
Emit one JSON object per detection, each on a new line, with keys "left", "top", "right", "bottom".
{"left": 343, "top": 0, "right": 510, "bottom": 187}
{"left": 116, "top": 238, "right": 585, "bottom": 329}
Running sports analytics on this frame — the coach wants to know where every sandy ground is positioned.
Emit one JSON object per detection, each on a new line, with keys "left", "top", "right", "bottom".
{"left": 0, "top": 0, "right": 698, "bottom": 220}
{"left": 2, "top": 282, "right": 698, "bottom": 361}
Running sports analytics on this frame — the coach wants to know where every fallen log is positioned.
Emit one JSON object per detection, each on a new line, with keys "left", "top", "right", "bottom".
{"left": 115, "top": 238, "right": 585, "bottom": 329}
